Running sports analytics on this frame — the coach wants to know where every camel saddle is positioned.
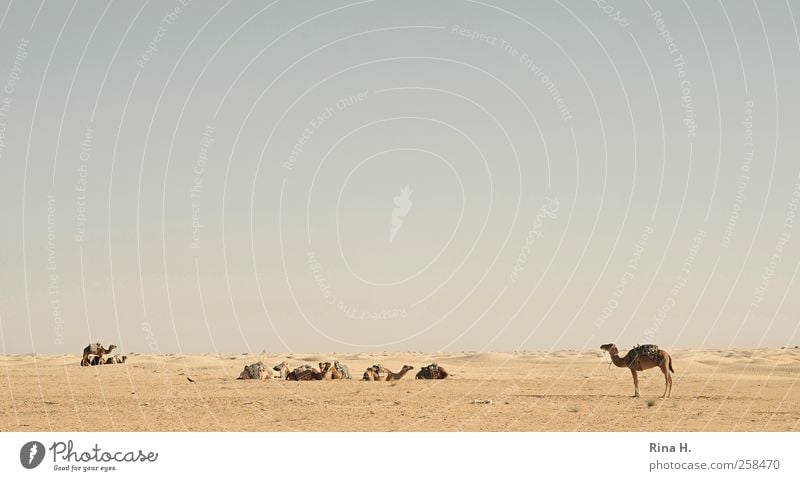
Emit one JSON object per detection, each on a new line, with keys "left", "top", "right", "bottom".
{"left": 633, "top": 344, "right": 660, "bottom": 359}
{"left": 291, "top": 364, "right": 313, "bottom": 378}
{"left": 423, "top": 363, "right": 440, "bottom": 378}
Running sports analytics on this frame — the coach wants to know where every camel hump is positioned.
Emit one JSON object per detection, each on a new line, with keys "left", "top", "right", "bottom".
{"left": 634, "top": 344, "right": 660, "bottom": 358}
{"left": 418, "top": 363, "right": 443, "bottom": 379}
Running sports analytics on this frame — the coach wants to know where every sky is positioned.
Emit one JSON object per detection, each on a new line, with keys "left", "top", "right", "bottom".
{"left": 0, "top": 0, "right": 799, "bottom": 354}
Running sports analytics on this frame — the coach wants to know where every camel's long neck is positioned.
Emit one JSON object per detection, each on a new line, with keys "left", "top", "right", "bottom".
{"left": 610, "top": 350, "right": 630, "bottom": 368}
{"left": 395, "top": 369, "right": 411, "bottom": 380}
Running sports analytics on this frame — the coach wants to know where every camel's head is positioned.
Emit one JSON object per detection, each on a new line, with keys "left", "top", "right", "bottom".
{"left": 273, "top": 361, "right": 288, "bottom": 371}
{"left": 600, "top": 343, "right": 617, "bottom": 353}
{"left": 402, "top": 365, "right": 414, "bottom": 371}
{"left": 108, "top": 344, "right": 117, "bottom": 350}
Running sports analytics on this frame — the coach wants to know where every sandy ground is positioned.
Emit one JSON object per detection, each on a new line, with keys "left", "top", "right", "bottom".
{"left": 1, "top": 348, "right": 798, "bottom": 431}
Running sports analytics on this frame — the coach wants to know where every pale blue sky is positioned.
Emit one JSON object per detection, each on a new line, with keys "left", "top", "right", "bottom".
{"left": 0, "top": 0, "right": 799, "bottom": 354}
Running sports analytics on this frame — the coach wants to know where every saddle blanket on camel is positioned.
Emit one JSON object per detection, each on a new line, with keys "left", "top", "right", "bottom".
{"left": 244, "top": 362, "right": 264, "bottom": 379}
{"left": 419, "top": 363, "right": 443, "bottom": 378}
{"left": 632, "top": 344, "right": 662, "bottom": 360}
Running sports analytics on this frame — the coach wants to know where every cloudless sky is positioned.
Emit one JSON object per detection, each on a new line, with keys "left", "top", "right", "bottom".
{"left": 0, "top": 0, "right": 799, "bottom": 354}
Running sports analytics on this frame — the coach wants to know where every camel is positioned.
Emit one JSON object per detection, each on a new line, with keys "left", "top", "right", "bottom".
{"left": 317, "top": 362, "right": 331, "bottom": 380}
{"left": 600, "top": 343, "right": 674, "bottom": 398}
{"left": 331, "top": 361, "right": 351, "bottom": 380}
{"left": 415, "top": 363, "right": 449, "bottom": 379}
{"left": 284, "top": 364, "right": 314, "bottom": 381}
{"left": 362, "top": 364, "right": 386, "bottom": 381}
{"left": 273, "top": 361, "right": 290, "bottom": 380}
{"left": 362, "top": 364, "right": 414, "bottom": 381}
{"left": 81, "top": 343, "right": 116, "bottom": 366}
{"left": 237, "top": 361, "right": 267, "bottom": 380}
{"left": 362, "top": 366, "right": 378, "bottom": 381}
{"left": 286, "top": 362, "right": 331, "bottom": 381}
{"left": 104, "top": 355, "right": 128, "bottom": 364}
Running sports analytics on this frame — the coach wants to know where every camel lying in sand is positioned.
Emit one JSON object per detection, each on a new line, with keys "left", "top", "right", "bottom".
{"left": 273, "top": 361, "right": 290, "bottom": 380}
{"left": 273, "top": 360, "right": 350, "bottom": 380}
{"left": 104, "top": 355, "right": 127, "bottom": 364}
{"left": 601, "top": 343, "right": 674, "bottom": 398}
{"left": 281, "top": 363, "right": 314, "bottom": 381}
{"left": 286, "top": 362, "right": 331, "bottom": 381}
{"left": 362, "top": 364, "right": 414, "bottom": 381}
{"left": 237, "top": 361, "right": 268, "bottom": 380}
{"left": 81, "top": 343, "right": 116, "bottom": 366}
{"left": 415, "top": 363, "right": 449, "bottom": 379}
{"left": 331, "top": 361, "right": 351, "bottom": 379}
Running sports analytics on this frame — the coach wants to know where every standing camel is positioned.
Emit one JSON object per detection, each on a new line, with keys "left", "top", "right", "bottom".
{"left": 81, "top": 343, "right": 116, "bottom": 366}
{"left": 600, "top": 343, "right": 673, "bottom": 398}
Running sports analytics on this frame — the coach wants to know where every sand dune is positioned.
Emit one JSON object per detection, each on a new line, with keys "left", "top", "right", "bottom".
{"left": 1, "top": 348, "right": 798, "bottom": 431}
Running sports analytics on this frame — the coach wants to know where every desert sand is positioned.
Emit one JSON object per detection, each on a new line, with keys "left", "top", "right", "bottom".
{"left": 1, "top": 348, "right": 798, "bottom": 431}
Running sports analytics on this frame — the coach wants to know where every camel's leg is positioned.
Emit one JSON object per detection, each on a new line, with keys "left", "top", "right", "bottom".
{"left": 659, "top": 359, "right": 673, "bottom": 398}
{"left": 630, "top": 369, "right": 640, "bottom": 398}
{"left": 667, "top": 370, "right": 672, "bottom": 398}
{"left": 666, "top": 364, "right": 673, "bottom": 398}
{"left": 660, "top": 363, "right": 669, "bottom": 398}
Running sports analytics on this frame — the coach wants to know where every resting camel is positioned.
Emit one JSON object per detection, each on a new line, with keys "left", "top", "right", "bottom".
{"left": 331, "top": 361, "right": 351, "bottom": 379}
{"left": 273, "top": 361, "right": 290, "bottom": 380}
{"left": 600, "top": 343, "right": 674, "bottom": 398}
{"left": 286, "top": 362, "right": 332, "bottom": 381}
{"left": 317, "top": 362, "right": 333, "bottom": 380}
{"left": 237, "top": 361, "right": 267, "bottom": 380}
{"left": 285, "top": 364, "right": 313, "bottom": 381}
{"left": 81, "top": 343, "right": 116, "bottom": 366}
{"left": 415, "top": 363, "right": 449, "bottom": 379}
{"left": 362, "top": 364, "right": 414, "bottom": 381}
{"left": 104, "top": 355, "right": 128, "bottom": 364}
